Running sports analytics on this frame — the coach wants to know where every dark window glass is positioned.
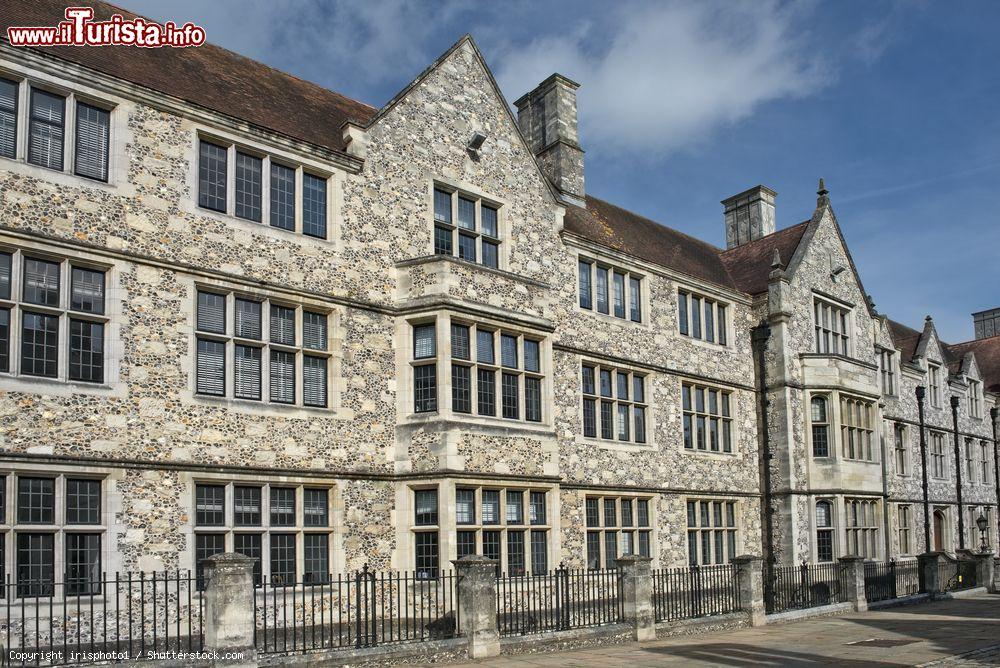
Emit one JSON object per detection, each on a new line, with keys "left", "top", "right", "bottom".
{"left": 613, "top": 271, "right": 626, "bottom": 318}
{"left": 507, "top": 530, "right": 525, "bottom": 576}
{"left": 0, "top": 252, "right": 11, "bottom": 299}
{"left": 233, "top": 486, "right": 261, "bottom": 526}
{"left": 596, "top": 267, "right": 609, "bottom": 314}
{"left": 304, "top": 489, "right": 328, "bottom": 527}
{"left": 74, "top": 103, "right": 110, "bottom": 181}
{"left": 678, "top": 292, "right": 689, "bottom": 335}
{"left": 65, "top": 533, "right": 101, "bottom": 595}
{"left": 629, "top": 277, "right": 641, "bottom": 322}
{"left": 529, "top": 492, "right": 546, "bottom": 525}
{"left": 414, "top": 489, "right": 438, "bottom": 526}
{"left": 579, "top": 260, "right": 592, "bottom": 309}
{"left": 65, "top": 478, "right": 101, "bottom": 524}
{"left": 481, "top": 205, "right": 498, "bottom": 237}
{"left": 196, "top": 339, "right": 226, "bottom": 396}
{"left": 456, "top": 488, "right": 475, "bottom": 525}
{"left": 269, "top": 487, "right": 295, "bottom": 526}
{"left": 458, "top": 233, "right": 476, "bottom": 261}
{"left": 235, "top": 299, "right": 261, "bottom": 340}
{"left": 718, "top": 305, "right": 728, "bottom": 345}
{"left": 304, "top": 534, "right": 329, "bottom": 584}
{"left": 451, "top": 324, "right": 470, "bottom": 360}
{"left": 817, "top": 529, "right": 833, "bottom": 562}
{"left": 583, "top": 398, "right": 596, "bottom": 438}
{"left": 269, "top": 305, "right": 295, "bottom": 346}
{"left": 604, "top": 531, "right": 617, "bottom": 569}
{"left": 195, "top": 484, "right": 225, "bottom": 526}
{"left": 477, "top": 368, "right": 495, "bottom": 416}
{"left": 506, "top": 490, "right": 523, "bottom": 524}
{"left": 303, "top": 355, "right": 327, "bottom": 408}
{"left": 0, "top": 476, "right": 5, "bottom": 524}
{"left": 269, "top": 534, "right": 296, "bottom": 585}
{"left": 302, "top": 173, "right": 327, "bottom": 238}
{"left": 414, "top": 364, "right": 437, "bottom": 412}
{"left": 501, "top": 334, "right": 517, "bottom": 369}
{"left": 452, "top": 364, "right": 471, "bottom": 413}
{"left": 482, "top": 491, "right": 500, "bottom": 524}
{"left": 16, "top": 533, "right": 54, "bottom": 597}
{"left": 457, "top": 197, "right": 475, "bottom": 230}
{"left": 501, "top": 372, "right": 518, "bottom": 419}
{"left": 233, "top": 533, "right": 263, "bottom": 585}
{"left": 482, "top": 241, "right": 499, "bottom": 269}
{"left": 197, "top": 291, "right": 226, "bottom": 334}
{"left": 0, "top": 78, "right": 16, "bottom": 159}
{"left": 637, "top": 499, "right": 650, "bottom": 527}
{"left": 604, "top": 499, "right": 617, "bottom": 527}
{"left": 18, "top": 477, "right": 54, "bottom": 524}
{"left": 234, "top": 152, "right": 262, "bottom": 222}
{"left": 70, "top": 267, "right": 105, "bottom": 314}
{"left": 20, "top": 311, "right": 57, "bottom": 377}
{"left": 270, "top": 162, "right": 295, "bottom": 230}
{"left": 23, "top": 258, "right": 59, "bottom": 307}
{"left": 198, "top": 141, "right": 227, "bottom": 212}
{"left": 415, "top": 531, "right": 438, "bottom": 579}
{"left": 0, "top": 307, "right": 9, "bottom": 373}
{"left": 600, "top": 400, "right": 613, "bottom": 439}
{"left": 457, "top": 530, "right": 476, "bottom": 559}
{"left": 476, "top": 329, "right": 494, "bottom": 364}
{"left": 586, "top": 532, "right": 600, "bottom": 569}
{"left": 269, "top": 350, "right": 295, "bottom": 404}
{"left": 28, "top": 89, "right": 64, "bottom": 170}
{"left": 433, "top": 189, "right": 452, "bottom": 223}
{"left": 634, "top": 407, "right": 647, "bottom": 444}
{"left": 195, "top": 533, "right": 225, "bottom": 590}
{"left": 523, "top": 340, "right": 540, "bottom": 373}
{"left": 302, "top": 311, "right": 327, "bottom": 351}
{"left": 530, "top": 531, "right": 547, "bottom": 574}
{"left": 69, "top": 319, "right": 104, "bottom": 383}
{"left": 434, "top": 225, "right": 452, "bottom": 255}
{"left": 413, "top": 324, "right": 436, "bottom": 359}
{"left": 525, "top": 377, "right": 542, "bottom": 422}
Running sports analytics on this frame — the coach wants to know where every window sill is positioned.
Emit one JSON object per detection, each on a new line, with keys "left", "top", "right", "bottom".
{"left": 678, "top": 334, "right": 731, "bottom": 351}
{"left": 576, "top": 305, "right": 647, "bottom": 329}
{"left": 399, "top": 413, "right": 555, "bottom": 437}
{"left": 582, "top": 437, "right": 655, "bottom": 452}
{"left": 189, "top": 393, "right": 336, "bottom": 418}
{"left": 0, "top": 373, "right": 122, "bottom": 398}
{"left": 683, "top": 448, "right": 738, "bottom": 458}
{"left": 396, "top": 255, "right": 549, "bottom": 289}
{"left": 799, "top": 352, "right": 878, "bottom": 371}
{"left": 192, "top": 204, "right": 332, "bottom": 245}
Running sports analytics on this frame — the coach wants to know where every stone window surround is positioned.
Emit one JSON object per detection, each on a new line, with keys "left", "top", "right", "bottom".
{"left": 188, "top": 128, "right": 338, "bottom": 243}
{"left": 580, "top": 360, "right": 650, "bottom": 448}
{"left": 966, "top": 505, "right": 993, "bottom": 551}
{"left": 968, "top": 378, "right": 983, "bottom": 419}
{"left": 877, "top": 347, "right": 897, "bottom": 397}
{"left": 812, "top": 293, "right": 853, "bottom": 358}
{"left": 576, "top": 253, "right": 647, "bottom": 326}
{"left": 0, "top": 71, "right": 120, "bottom": 187}
{"left": 806, "top": 391, "right": 879, "bottom": 466}
{"left": 183, "top": 276, "right": 342, "bottom": 417}
{"left": 0, "top": 239, "right": 124, "bottom": 397}
{"left": 402, "top": 480, "right": 556, "bottom": 578}
{"left": 896, "top": 503, "right": 913, "bottom": 556}
{"left": 844, "top": 497, "right": 880, "bottom": 560}
{"left": 680, "top": 379, "right": 739, "bottom": 458}
{"left": 685, "top": 496, "right": 741, "bottom": 566}
{"left": 399, "top": 310, "right": 552, "bottom": 429}
{"left": 0, "top": 466, "right": 109, "bottom": 601}
{"left": 427, "top": 178, "right": 509, "bottom": 271}
{"left": 810, "top": 494, "right": 883, "bottom": 562}
{"left": 187, "top": 474, "right": 339, "bottom": 587}
{"left": 893, "top": 423, "right": 910, "bottom": 477}
{"left": 584, "top": 493, "right": 654, "bottom": 569}
{"left": 929, "top": 430, "right": 948, "bottom": 480}
{"left": 927, "top": 361, "right": 943, "bottom": 408}
{"left": 813, "top": 497, "right": 836, "bottom": 563}
{"left": 676, "top": 287, "right": 731, "bottom": 348}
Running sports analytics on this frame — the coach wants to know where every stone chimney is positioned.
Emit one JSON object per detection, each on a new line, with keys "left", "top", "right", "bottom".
{"left": 514, "top": 74, "right": 585, "bottom": 205}
{"left": 721, "top": 185, "right": 777, "bottom": 249}
{"left": 973, "top": 308, "right": 1000, "bottom": 339}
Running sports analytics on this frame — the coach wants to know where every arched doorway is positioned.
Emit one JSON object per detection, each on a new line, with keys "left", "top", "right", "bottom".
{"left": 933, "top": 509, "right": 946, "bottom": 551}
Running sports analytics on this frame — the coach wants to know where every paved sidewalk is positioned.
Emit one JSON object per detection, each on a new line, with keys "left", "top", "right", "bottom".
{"left": 446, "top": 594, "right": 1000, "bottom": 667}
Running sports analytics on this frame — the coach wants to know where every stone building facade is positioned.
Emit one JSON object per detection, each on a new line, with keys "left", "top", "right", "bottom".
{"left": 0, "top": 0, "right": 998, "bottom": 596}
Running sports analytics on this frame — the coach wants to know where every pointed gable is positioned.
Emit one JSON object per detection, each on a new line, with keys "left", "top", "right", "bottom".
{"left": 950, "top": 337, "right": 1000, "bottom": 393}
{"left": 719, "top": 220, "right": 809, "bottom": 294}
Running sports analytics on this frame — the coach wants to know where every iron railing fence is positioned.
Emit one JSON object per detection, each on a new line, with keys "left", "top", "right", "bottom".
{"left": 863, "top": 561, "right": 898, "bottom": 602}
{"left": 894, "top": 560, "right": 920, "bottom": 597}
{"left": 768, "top": 562, "right": 845, "bottom": 614}
{"left": 652, "top": 564, "right": 741, "bottom": 622}
{"left": 938, "top": 559, "right": 977, "bottom": 592}
{"left": 496, "top": 567, "right": 621, "bottom": 637}
{"left": 1, "top": 571, "right": 203, "bottom": 667}
{"left": 253, "top": 567, "right": 458, "bottom": 655}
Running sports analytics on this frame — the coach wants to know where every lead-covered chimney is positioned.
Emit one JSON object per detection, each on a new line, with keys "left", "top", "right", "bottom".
{"left": 973, "top": 308, "right": 1000, "bottom": 339}
{"left": 514, "top": 74, "right": 585, "bottom": 205}
{"left": 721, "top": 185, "right": 776, "bottom": 249}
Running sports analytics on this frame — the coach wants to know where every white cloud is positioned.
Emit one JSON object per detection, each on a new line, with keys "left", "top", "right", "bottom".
{"left": 492, "top": 0, "right": 830, "bottom": 156}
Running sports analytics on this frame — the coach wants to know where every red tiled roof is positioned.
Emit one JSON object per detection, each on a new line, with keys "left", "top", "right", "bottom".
{"left": 563, "top": 196, "right": 736, "bottom": 289}
{"left": 949, "top": 336, "right": 1000, "bottom": 393}
{"left": 719, "top": 220, "right": 810, "bottom": 295}
{"left": 888, "top": 319, "right": 923, "bottom": 363}
{"left": 0, "top": 0, "right": 377, "bottom": 154}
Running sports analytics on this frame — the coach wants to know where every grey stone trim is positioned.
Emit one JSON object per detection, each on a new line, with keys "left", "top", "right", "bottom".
{"left": 395, "top": 254, "right": 550, "bottom": 289}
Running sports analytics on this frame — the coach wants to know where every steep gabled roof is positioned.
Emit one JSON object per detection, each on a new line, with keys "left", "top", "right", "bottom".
{"left": 0, "top": 0, "right": 377, "bottom": 154}
{"left": 887, "top": 319, "right": 924, "bottom": 364}
{"left": 563, "top": 196, "right": 736, "bottom": 289}
{"left": 719, "top": 220, "right": 810, "bottom": 295}
{"left": 949, "top": 336, "right": 1000, "bottom": 393}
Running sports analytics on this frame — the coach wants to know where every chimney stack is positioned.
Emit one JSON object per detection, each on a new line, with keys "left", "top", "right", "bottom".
{"left": 973, "top": 308, "right": 1000, "bottom": 339}
{"left": 721, "top": 185, "right": 776, "bottom": 249}
{"left": 514, "top": 74, "right": 585, "bottom": 205}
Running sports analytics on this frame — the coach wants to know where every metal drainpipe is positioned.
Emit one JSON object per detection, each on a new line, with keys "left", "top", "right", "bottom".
{"left": 992, "top": 406, "right": 999, "bottom": 550}
{"left": 951, "top": 395, "right": 965, "bottom": 550}
{"left": 917, "top": 386, "right": 931, "bottom": 552}
{"left": 752, "top": 322, "right": 775, "bottom": 609}
{"left": 879, "top": 417, "right": 891, "bottom": 558}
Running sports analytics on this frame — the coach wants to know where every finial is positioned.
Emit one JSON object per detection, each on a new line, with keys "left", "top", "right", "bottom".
{"left": 925, "top": 314, "right": 933, "bottom": 322}
{"left": 817, "top": 177, "right": 829, "bottom": 206}
{"left": 770, "top": 248, "right": 783, "bottom": 270}
{"left": 818, "top": 178, "right": 827, "bottom": 195}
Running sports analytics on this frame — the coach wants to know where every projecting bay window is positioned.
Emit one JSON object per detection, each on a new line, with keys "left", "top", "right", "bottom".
{"left": 841, "top": 396, "right": 875, "bottom": 462}
{"left": 930, "top": 431, "right": 946, "bottom": 479}
{"left": 582, "top": 364, "right": 647, "bottom": 444}
{"left": 578, "top": 258, "right": 642, "bottom": 323}
{"left": 198, "top": 137, "right": 329, "bottom": 239}
{"left": 878, "top": 348, "right": 896, "bottom": 396}
{"left": 586, "top": 496, "right": 652, "bottom": 569}
{"left": 682, "top": 383, "right": 733, "bottom": 453}
{"left": 0, "top": 249, "right": 108, "bottom": 383}
{"left": 810, "top": 396, "right": 830, "bottom": 458}
{"left": 455, "top": 487, "right": 550, "bottom": 575}
{"left": 677, "top": 290, "right": 728, "bottom": 345}
{"left": 193, "top": 481, "right": 332, "bottom": 587}
{"left": 194, "top": 289, "right": 331, "bottom": 408}
{"left": 845, "top": 498, "right": 879, "bottom": 559}
{"left": 686, "top": 499, "right": 737, "bottom": 566}
{"left": 412, "top": 318, "right": 546, "bottom": 423}
{"left": 433, "top": 187, "right": 501, "bottom": 269}
{"left": 0, "top": 473, "right": 105, "bottom": 599}
{"left": 813, "top": 298, "right": 850, "bottom": 356}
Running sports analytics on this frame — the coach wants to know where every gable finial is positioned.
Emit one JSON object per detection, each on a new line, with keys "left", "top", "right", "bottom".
{"left": 771, "top": 248, "right": 783, "bottom": 270}
{"left": 817, "top": 177, "right": 829, "bottom": 206}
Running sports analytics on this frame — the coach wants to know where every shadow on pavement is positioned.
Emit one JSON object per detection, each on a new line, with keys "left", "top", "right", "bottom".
{"left": 641, "top": 641, "right": 903, "bottom": 667}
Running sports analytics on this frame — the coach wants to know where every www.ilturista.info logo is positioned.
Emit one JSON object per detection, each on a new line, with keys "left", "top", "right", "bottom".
{"left": 7, "top": 7, "right": 206, "bottom": 48}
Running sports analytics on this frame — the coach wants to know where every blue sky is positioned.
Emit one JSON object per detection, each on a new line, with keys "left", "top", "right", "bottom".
{"left": 130, "top": 0, "right": 1000, "bottom": 342}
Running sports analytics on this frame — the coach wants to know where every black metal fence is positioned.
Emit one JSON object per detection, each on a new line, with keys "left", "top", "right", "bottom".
{"left": 863, "top": 561, "right": 898, "bottom": 602}
{"left": 652, "top": 564, "right": 741, "bottom": 622}
{"left": 253, "top": 567, "right": 458, "bottom": 654}
{"left": 1, "top": 571, "right": 203, "bottom": 666}
{"left": 768, "top": 562, "right": 844, "bottom": 614}
{"left": 938, "top": 559, "right": 977, "bottom": 592}
{"left": 496, "top": 567, "right": 621, "bottom": 637}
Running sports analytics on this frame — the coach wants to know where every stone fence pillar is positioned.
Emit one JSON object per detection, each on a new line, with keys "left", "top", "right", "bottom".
{"left": 918, "top": 552, "right": 943, "bottom": 595}
{"left": 202, "top": 552, "right": 257, "bottom": 666}
{"left": 972, "top": 552, "right": 995, "bottom": 592}
{"left": 732, "top": 555, "right": 765, "bottom": 627}
{"left": 453, "top": 556, "right": 500, "bottom": 659}
{"left": 617, "top": 555, "right": 655, "bottom": 641}
{"left": 838, "top": 556, "right": 867, "bottom": 612}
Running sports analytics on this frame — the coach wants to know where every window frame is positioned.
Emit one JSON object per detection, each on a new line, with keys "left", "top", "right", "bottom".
{"left": 685, "top": 498, "right": 739, "bottom": 566}
{"left": 927, "top": 362, "right": 942, "bottom": 408}
{"left": 682, "top": 381, "right": 735, "bottom": 455}
{"left": 677, "top": 289, "right": 729, "bottom": 346}
{"left": 878, "top": 348, "right": 896, "bottom": 396}
{"left": 968, "top": 379, "right": 982, "bottom": 419}
{"left": 431, "top": 185, "right": 503, "bottom": 270}
{"left": 813, "top": 296, "right": 851, "bottom": 356}
{"left": 844, "top": 498, "right": 880, "bottom": 560}
{"left": 815, "top": 499, "right": 835, "bottom": 563}
{"left": 897, "top": 504, "right": 912, "bottom": 556}
{"left": 929, "top": 431, "right": 947, "bottom": 479}
{"left": 840, "top": 395, "right": 876, "bottom": 462}
{"left": 893, "top": 423, "right": 909, "bottom": 476}
{"left": 577, "top": 256, "right": 645, "bottom": 324}
{"left": 581, "top": 363, "right": 649, "bottom": 446}
{"left": 585, "top": 495, "right": 653, "bottom": 569}
{"left": 810, "top": 395, "right": 830, "bottom": 458}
